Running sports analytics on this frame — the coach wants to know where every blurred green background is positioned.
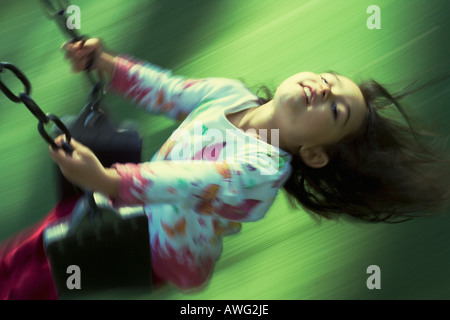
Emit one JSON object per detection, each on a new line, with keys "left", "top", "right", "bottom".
{"left": 1, "top": 0, "right": 449, "bottom": 300}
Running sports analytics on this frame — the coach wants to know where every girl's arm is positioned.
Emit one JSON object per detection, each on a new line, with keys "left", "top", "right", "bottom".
{"left": 63, "top": 38, "right": 250, "bottom": 121}
{"left": 109, "top": 159, "right": 290, "bottom": 222}
{"left": 50, "top": 135, "right": 291, "bottom": 222}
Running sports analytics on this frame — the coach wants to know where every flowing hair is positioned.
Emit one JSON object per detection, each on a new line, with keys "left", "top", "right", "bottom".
{"left": 257, "top": 76, "right": 450, "bottom": 223}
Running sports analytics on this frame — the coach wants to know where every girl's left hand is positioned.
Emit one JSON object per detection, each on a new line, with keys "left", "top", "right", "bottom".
{"left": 49, "top": 135, "right": 119, "bottom": 197}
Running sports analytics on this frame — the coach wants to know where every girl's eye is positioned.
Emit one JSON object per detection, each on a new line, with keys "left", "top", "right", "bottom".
{"left": 331, "top": 102, "right": 338, "bottom": 119}
{"left": 322, "top": 77, "right": 329, "bottom": 84}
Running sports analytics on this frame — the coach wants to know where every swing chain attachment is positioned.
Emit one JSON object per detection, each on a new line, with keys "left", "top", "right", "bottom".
{"left": 40, "top": 0, "right": 79, "bottom": 41}
{"left": 39, "top": 0, "right": 99, "bottom": 86}
{"left": 0, "top": 62, "right": 73, "bottom": 153}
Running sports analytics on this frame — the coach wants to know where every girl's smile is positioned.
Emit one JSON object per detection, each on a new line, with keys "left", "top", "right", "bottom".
{"left": 230, "top": 71, "right": 367, "bottom": 167}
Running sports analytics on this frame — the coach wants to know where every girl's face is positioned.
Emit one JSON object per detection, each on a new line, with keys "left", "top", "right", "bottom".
{"left": 273, "top": 72, "right": 367, "bottom": 160}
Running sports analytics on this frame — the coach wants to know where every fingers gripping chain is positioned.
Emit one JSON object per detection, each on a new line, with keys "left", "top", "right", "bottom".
{"left": 38, "top": 115, "right": 73, "bottom": 153}
{"left": 40, "top": 0, "right": 99, "bottom": 84}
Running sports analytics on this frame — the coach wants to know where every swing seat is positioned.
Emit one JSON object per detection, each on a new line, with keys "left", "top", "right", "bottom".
{"left": 43, "top": 192, "right": 152, "bottom": 299}
{"left": 46, "top": 87, "right": 148, "bottom": 298}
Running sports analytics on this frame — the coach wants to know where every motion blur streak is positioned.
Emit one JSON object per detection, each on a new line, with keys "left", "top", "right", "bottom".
{"left": 0, "top": 0, "right": 449, "bottom": 299}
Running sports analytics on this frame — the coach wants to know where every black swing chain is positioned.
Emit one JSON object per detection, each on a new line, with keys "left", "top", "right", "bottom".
{"left": 0, "top": 1, "right": 106, "bottom": 218}
{"left": 39, "top": 0, "right": 107, "bottom": 125}
{"left": 0, "top": 0, "right": 104, "bottom": 154}
{"left": 0, "top": 63, "right": 102, "bottom": 217}
{"left": 40, "top": 0, "right": 102, "bottom": 89}
{"left": 0, "top": 62, "right": 74, "bottom": 153}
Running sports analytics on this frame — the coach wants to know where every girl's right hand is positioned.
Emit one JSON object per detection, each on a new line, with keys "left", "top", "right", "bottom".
{"left": 62, "top": 38, "right": 103, "bottom": 72}
{"left": 49, "top": 135, "right": 120, "bottom": 198}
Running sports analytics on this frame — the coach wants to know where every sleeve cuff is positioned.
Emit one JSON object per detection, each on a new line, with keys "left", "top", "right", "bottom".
{"left": 110, "top": 162, "right": 147, "bottom": 207}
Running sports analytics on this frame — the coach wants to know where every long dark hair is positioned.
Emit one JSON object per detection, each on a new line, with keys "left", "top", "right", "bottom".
{"left": 257, "top": 77, "right": 450, "bottom": 223}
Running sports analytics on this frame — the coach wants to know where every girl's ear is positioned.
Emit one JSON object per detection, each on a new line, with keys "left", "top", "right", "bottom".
{"left": 298, "top": 146, "right": 329, "bottom": 169}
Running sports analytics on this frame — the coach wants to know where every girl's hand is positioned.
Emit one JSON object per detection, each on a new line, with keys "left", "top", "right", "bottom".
{"left": 61, "top": 37, "right": 116, "bottom": 80}
{"left": 49, "top": 135, "right": 119, "bottom": 198}
{"left": 62, "top": 38, "right": 103, "bottom": 72}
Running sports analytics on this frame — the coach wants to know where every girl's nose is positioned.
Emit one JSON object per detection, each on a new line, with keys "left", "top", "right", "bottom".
{"left": 319, "top": 85, "right": 331, "bottom": 102}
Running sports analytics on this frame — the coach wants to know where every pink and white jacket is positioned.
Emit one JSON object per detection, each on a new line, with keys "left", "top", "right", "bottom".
{"left": 108, "top": 56, "right": 292, "bottom": 290}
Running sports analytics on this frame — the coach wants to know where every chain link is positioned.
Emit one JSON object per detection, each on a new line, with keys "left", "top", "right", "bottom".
{"left": 0, "top": 62, "right": 73, "bottom": 153}
{"left": 0, "top": 1, "right": 105, "bottom": 153}
{"left": 0, "top": 62, "right": 31, "bottom": 102}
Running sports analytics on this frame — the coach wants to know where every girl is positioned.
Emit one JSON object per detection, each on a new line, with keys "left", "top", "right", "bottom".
{"left": 1, "top": 38, "right": 449, "bottom": 299}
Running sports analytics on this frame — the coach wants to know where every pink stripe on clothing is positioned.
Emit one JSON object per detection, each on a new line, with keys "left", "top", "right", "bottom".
{"left": 109, "top": 56, "right": 138, "bottom": 94}
{"left": 109, "top": 56, "right": 153, "bottom": 104}
{"left": 151, "top": 235, "right": 214, "bottom": 290}
{"left": 112, "top": 163, "right": 149, "bottom": 206}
